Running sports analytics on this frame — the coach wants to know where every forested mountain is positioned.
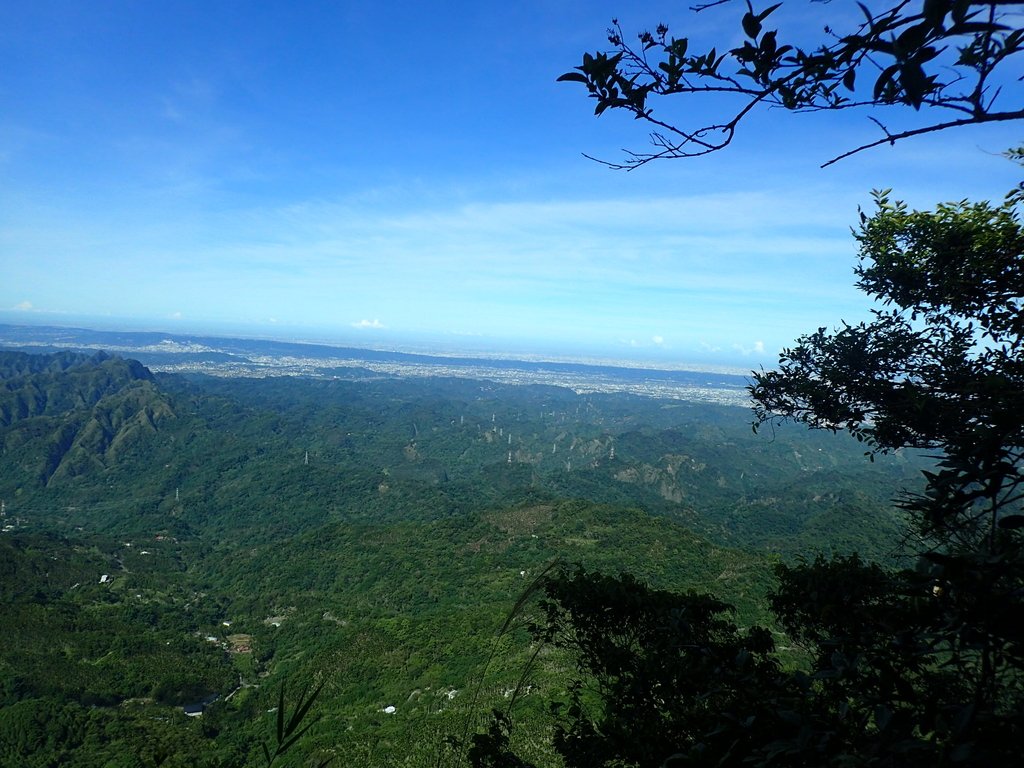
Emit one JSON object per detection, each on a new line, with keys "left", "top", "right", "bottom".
{"left": 0, "top": 350, "right": 922, "bottom": 766}
{"left": 0, "top": 351, "right": 171, "bottom": 487}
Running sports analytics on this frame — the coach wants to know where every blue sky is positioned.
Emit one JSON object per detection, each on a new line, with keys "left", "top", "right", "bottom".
{"left": 1, "top": 1, "right": 1020, "bottom": 368}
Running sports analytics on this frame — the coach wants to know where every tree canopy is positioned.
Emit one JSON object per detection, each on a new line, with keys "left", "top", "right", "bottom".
{"left": 558, "top": 0, "right": 1024, "bottom": 167}
{"left": 752, "top": 188, "right": 1024, "bottom": 542}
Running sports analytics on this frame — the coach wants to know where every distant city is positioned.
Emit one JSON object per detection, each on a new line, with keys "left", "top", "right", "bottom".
{"left": 0, "top": 323, "right": 753, "bottom": 407}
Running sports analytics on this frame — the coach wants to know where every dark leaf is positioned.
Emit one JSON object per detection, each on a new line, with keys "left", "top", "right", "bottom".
{"left": 952, "top": 0, "right": 973, "bottom": 25}
{"left": 896, "top": 22, "right": 930, "bottom": 53}
{"left": 842, "top": 68, "right": 856, "bottom": 92}
{"left": 873, "top": 63, "right": 900, "bottom": 99}
{"left": 557, "top": 71, "right": 590, "bottom": 84}
{"left": 900, "top": 61, "right": 928, "bottom": 108}
{"left": 742, "top": 12, "right": 762, "bottom": 39}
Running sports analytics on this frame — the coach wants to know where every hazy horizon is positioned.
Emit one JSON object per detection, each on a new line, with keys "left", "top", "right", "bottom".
{"left": 0, "top": 315, "right": 763, "bottom": 375}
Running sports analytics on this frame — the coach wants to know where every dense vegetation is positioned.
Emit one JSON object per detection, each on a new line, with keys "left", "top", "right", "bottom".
{"left": 0, "top": 349, "right": 920, "bottom": 766}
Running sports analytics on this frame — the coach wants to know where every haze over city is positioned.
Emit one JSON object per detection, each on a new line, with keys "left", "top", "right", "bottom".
{"left": 2, "top": 1, "right": 1019, "bottom": 367}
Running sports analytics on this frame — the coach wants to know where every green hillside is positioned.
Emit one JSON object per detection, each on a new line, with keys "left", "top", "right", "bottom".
{"left": 0, "top": 351, "right": 922, "bottom": 766}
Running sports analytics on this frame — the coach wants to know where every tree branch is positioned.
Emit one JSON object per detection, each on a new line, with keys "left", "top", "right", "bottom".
{"left": 821, "top": 109, "right": 1024, "bottom": 167}
{"left": 562, "top": 1, "right": 1024, "bottom": 166}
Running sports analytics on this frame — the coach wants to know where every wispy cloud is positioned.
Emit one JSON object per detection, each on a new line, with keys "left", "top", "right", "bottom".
{"left": 733, "top": 340, "right": 766, "bottom": 356}
{"left": 0, "top": 182, "right": 874, "bottom": 358}
{"left": 214, "top": 186, "right": 861, "bottom": 300}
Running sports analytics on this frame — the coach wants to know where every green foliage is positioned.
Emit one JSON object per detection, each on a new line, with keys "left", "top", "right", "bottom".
{"left": 477, "top": 556, "right": 1024, "bottom": 767}
{"left": 0, "top": 348, "right": 929, "bottom": 765}
{"left": 752, "top": 189, "right": 1023, "bottom": 544}
{"left": 532, "top": 567, "right": 782, "bottom": 767}
{"left": 261, "top": 681, "right": 332, "bottom": 767}
{"left": 467, "top": 711, "right": 536, "bottom": 768}
{"left": 743, "top": 178, "right": 1024, "bottom": 768}
{"left": 770, "top": 551, "right": 1024, "bottom": 766}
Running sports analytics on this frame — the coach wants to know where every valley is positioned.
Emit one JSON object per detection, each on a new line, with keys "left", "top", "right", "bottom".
{"left": 0, "top": 345, "right": 922, "bottom": 766}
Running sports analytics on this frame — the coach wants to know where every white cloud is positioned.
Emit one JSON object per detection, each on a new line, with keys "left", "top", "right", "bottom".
{"left": 651, "top": 335, "right": 664, "bottom": 346}
{"left": 351, "top": 318, "right": 385, "bottom": 329}
{"left": 733, "top": 340, "right": 767, "bottom": 356}
{"left": 12, "top": 300, "right": 33, "bottom": 311}
{"left": 169, "top": 311, "right": 183, "bottom": 319}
